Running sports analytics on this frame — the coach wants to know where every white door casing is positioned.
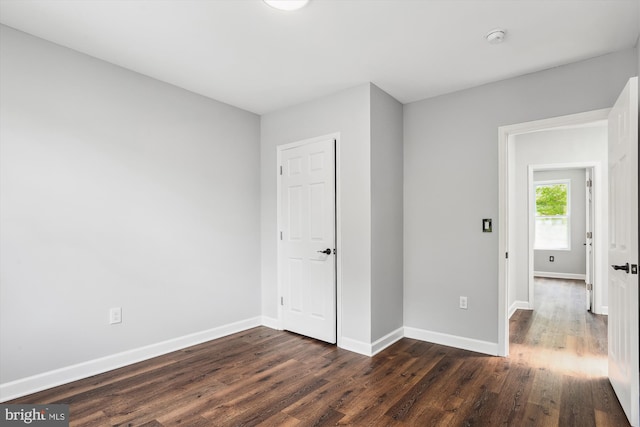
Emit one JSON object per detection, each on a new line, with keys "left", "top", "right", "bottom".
{"left": 608, "top": 76, "right": 639, "bottom": 427}
{"left": 585, "top": 168, "right": 594, "bottom": 311}
{"left": 278, "top": 136, "right": 337, "bottom": 344}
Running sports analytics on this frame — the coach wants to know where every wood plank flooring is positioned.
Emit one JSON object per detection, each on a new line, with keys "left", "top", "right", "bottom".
{"left": 9, "top": 278, "right": 629, "bottom": 426}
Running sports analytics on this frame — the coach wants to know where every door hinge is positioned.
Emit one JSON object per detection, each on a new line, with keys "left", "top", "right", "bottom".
{"left": 586, "top": 179, "right": 592, "bottom": 188}
{"left": 505, "top": 252, "right": 509, "bottom": 259}
{"left": 280, "top": 231, "right": 283, "bottom": 240}
{"left": 586, "top": 231, "right": 592, "bottom": 239}
{"left": 586, "top": 283, "right": 593, "bottom": 291}
{"left": 280, "top": 296, "right": 284, "bottom": 306}
{"left": 280, "top": 165, "right": 283, "bottom": 175}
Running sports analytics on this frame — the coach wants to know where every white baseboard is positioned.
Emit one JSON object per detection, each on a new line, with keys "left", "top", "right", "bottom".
{"left": 0, "top": 316, "right": 262, "bottom": 402}
{"left": 1, "top": 319, "right": 501, "bottom": 401}
{"left": 509, "top": 300, "right": 532, "bottom": 318}
{"left": 261, "top": 315, "right": 280, "bottom": 330}
{"left": 339, "top": 336, "right": 372, "bottom": 356}
{"left": 534, "top": 271, "right": 586, "bottom": 280}
{"left": 339, "top": 328, "right": 404, "bottom": 357}
{"left": 371, "top": 327, "right": 404, "bottom": 356}
{"left": 403, "top": 326, "right": 498, "bottom": 356}
{"left": 599, "top": 305, "right": 608, "bottom": 315}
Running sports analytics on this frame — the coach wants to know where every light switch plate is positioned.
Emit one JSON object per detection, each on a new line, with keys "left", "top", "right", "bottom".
{"left": 109, "top": 307, "right": 122, "bottom": 324}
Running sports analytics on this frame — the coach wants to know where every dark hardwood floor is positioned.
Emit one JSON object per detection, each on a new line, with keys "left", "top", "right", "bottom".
{"left": 9, "top": 278, "right": 629, "bottom": 426}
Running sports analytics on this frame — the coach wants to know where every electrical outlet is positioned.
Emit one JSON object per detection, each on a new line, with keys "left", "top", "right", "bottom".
{"left": 459, "top": 296, "right": 468, "bottom": 310}
{"left": 109, "top": 307, "right": 122, "bottom": 324}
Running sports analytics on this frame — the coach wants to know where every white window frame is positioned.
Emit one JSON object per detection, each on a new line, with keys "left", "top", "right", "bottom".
{"left": 533, "top": 179, "right": 571, "bottom": 251}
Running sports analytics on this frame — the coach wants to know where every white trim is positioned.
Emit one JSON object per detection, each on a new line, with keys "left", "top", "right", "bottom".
{"left": 335, "top": 135, "right": 343, "bottom": 351}
{"left": 338, "top": 327, "right": 404, "bottom": 357}
{"left": 498, "top": 108, "right": 610, "bottom": 358}
{"left": 600, "top": 306, "right": 608, "bottom": 315}
{"left": 371, "top": 328, "right": 404, "bottom": 356}
{"left": 0, "top": 317, "right": 262, "bottom": 402}
{"left": 261, "top": 316, "right": 280, "bottom": 330}
{"left": 339, "top": 337, "right": 373, "bottom": 356}
{"left": 528, "top": 166, "right": 536, "bottom": 309}
{"left": 533, "top": 271, "right": 587, "bottom": 280}
{"left": 403, "top": 327, "right": 498, "bottom": 356}
{"left": 498, "top": 123, "right": 509, "bottom": 356}
{"left": 509, "top": 301, "right": 532, "bottom": 318}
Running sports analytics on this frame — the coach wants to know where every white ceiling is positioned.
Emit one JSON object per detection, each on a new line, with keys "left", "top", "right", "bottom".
{"left": 0, "top": 0, "right": 638, "bottom": 115}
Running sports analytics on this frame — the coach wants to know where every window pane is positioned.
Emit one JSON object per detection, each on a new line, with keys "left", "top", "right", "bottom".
{"left": 535, "top": 217, "right": 569, "bottom": 249}
{"left": 535, "top": 184, "right": 567, "bottom": 216}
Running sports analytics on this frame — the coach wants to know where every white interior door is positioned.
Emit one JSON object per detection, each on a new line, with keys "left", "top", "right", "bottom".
{"left": 585, "top": 168, "right": 594, "bottom": 311}
{"left": 608, "top": 76, "right": 639, "bottom": 427}
{"left": 279, "top": 137, "right": 336, "bottom": 344}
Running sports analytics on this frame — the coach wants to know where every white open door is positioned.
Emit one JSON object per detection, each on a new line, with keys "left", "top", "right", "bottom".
{"left": 608, "top": 76, "right": 639, "bottom": 427}
{"left": 278, "top": 137, "right": 336, "bottom": 344}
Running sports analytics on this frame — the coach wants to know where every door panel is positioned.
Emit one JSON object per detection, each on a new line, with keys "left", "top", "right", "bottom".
{"left": 608, "top": 76, "right": 638, "bottom": 427}
{"left": 279, "top": 137, "right": 336, "bottom": 344}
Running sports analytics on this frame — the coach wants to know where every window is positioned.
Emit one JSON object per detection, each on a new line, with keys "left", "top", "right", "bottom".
{"left": 534, "top": 181, "right": 570, "bottom": 250}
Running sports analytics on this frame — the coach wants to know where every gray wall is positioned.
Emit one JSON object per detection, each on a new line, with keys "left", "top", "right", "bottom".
{"left": 404, "top": 48, "right": 637, "bottom": 344}
{"left": 533, "top": 169, "right": 587, "bottom": 275}
{"left": 260, "top": 83, "right": 404, "bottom": 347}
{"left": 260, "top": 84, "right": 373, "bottom": 343}
{"left": 2, "top": 20, "right": 638, "bottom": 387}
{"left": 370, "top": 84, "right": 404, "bottom": 342}
{"left": 0, "top": 26, "right": 261, "bottom": 383}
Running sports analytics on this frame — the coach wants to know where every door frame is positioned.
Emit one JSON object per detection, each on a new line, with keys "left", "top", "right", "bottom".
{"left": 526, "top": 164, "right": 599, "bottom": 312}
{"left": 585, "top": 167, "right": 595, "bottom": 311}
{"left": 497, "top": 108, "right": 610, "bottom": 356}
{"left": 276, "top": 132, "right": 342, "bottom": 344}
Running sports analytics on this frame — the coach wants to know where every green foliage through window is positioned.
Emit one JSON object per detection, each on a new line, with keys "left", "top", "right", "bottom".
{"left": 535, "top": 184, "right": 567, "bottom": 216}
{"left": 534, "top": 181, "right": 569, "bottom": 250}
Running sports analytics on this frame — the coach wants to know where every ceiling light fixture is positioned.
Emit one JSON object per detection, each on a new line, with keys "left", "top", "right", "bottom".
{"left": 263, "top": 0, "right": 309, "bottom": 11}
{"left": 486, "top": 28, "right": 506, "bottom": 44}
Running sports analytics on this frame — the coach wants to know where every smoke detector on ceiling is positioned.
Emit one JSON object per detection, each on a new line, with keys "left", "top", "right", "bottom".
{"left": 486, "top": 29, "right": 506, "bottom": 44}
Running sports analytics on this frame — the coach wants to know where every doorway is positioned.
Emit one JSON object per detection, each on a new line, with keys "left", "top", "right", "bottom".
{"left": 527, "top": 166, "right": 595, "bottom": 312}
{"left": 500, "top": 79, "right": 638, "bottom": 426}
{"left": 497, "top": 108, "right": 610, "bottom": 357}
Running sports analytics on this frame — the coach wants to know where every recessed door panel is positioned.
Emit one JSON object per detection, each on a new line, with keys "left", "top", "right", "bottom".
{"left": 287, "top": 258, "right": 304, "bottom": 313}
{"left": 288, "top": 186, "right": 302, "bottom": 241}
{"left": 309, "top": 182, "right": 325, "bottom": 241}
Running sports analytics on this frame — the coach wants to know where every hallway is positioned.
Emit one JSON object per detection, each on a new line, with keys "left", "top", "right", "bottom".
{"left": 509, "top": 277, "right": 627, "bottom": 426}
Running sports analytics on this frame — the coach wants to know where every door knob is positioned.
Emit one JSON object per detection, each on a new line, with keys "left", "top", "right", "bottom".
{"left": 611, "top": 263, "right": 630, "bottom": 273}
{"left": 317, "top": 248, "right": 331, "bottom": 255}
